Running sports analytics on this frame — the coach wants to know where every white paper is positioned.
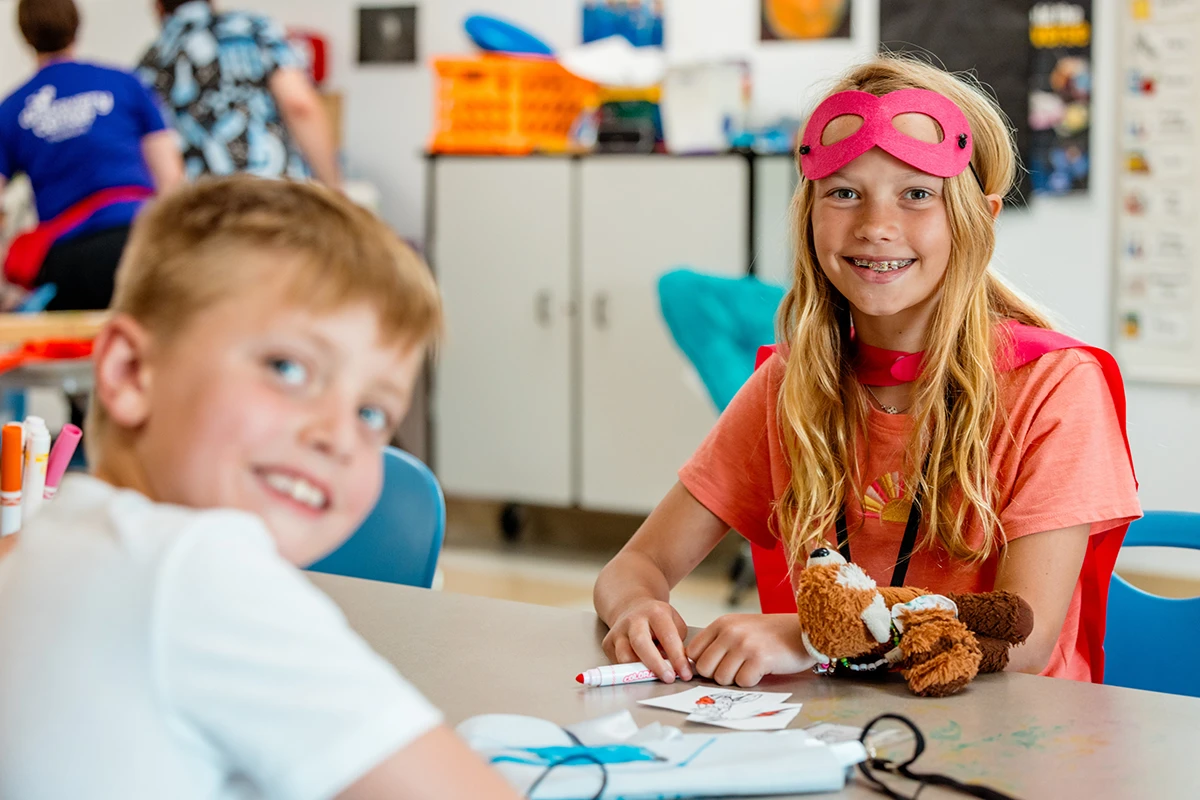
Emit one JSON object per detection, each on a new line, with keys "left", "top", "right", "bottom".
{"left": 461, "top": 712, "right": 866, "bottom": 798}
{"left": 688, "top": 703, "right": 803, "bottom": 731}
{"left": 638, "top": 687, "right": 792, "bottom": 721}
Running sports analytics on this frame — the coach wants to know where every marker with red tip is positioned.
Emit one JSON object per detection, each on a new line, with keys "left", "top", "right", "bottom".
{"left": 575, "top": 662, "right": 662, "bottom": 687}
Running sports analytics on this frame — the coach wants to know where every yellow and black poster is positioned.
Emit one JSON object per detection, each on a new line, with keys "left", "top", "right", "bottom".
{"left": 1028, "top": 1, "right": 1093, "bottom": 194}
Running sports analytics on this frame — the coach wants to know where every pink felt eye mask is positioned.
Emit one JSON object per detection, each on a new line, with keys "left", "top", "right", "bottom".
{"left": 797, "top": 89, "right": 974, "bottom": 180}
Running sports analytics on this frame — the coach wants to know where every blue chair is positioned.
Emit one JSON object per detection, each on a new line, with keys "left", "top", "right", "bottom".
{"left": 1104, "top": 511, "right": 1200, "bottom": 696}
{"left": 308, "top": 447, "right": 446, "bottom": 588}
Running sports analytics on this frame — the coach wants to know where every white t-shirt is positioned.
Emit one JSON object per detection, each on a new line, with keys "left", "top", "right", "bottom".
{"left": 0, "top": 475, "right": 442, "bottom": 800}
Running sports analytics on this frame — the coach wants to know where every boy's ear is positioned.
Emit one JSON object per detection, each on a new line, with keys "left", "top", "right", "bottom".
{"left": 92, "top": 315, "right": 154, "bottom": 429}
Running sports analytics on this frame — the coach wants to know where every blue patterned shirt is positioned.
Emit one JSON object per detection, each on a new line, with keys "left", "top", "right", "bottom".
{"left": 138, "top": 1, "right": 308, "bottom": 180}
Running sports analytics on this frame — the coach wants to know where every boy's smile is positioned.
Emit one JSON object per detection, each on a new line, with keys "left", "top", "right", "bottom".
{"left": 97, "top": 258, "right": 425, "bottom": 566}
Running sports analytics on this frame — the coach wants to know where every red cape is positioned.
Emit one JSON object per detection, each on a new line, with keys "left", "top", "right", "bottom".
{"left": 749, "top": 321, "right": 1136, "bottom": 683}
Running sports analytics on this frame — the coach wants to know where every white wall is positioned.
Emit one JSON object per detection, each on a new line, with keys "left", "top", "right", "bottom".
{"left": 0, "top": 0, "right": 1195, "bottom": 510}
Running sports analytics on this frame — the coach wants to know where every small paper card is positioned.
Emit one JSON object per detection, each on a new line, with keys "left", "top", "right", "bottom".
{"left": 638, "top": 687, "right": 792, "bottom": 721}
{"left": 688, "top": 703, "right": 803, "bottom": 731}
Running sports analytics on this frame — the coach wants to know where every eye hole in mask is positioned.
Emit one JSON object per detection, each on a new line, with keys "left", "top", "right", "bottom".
{"left": 819, "top": 112, "right": 944, "bottom": 147}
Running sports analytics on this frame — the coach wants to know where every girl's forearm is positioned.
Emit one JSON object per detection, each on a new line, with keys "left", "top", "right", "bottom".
{"left": 593, "top": 550, "right": 672, "bottom": 625}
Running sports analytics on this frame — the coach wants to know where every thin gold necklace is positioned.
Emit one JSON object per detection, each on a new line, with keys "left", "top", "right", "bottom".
{"left": 864, "top": 384, "right": 906, "bottom": 415}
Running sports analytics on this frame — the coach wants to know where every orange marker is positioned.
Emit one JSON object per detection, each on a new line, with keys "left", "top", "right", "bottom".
{"left": 1, "top": 422, "right": 24, "bottom": 536}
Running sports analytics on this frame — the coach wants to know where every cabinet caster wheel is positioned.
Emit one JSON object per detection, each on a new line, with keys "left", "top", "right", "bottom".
{"left": 499, "top": 503, "right": 527, "bottom": 543}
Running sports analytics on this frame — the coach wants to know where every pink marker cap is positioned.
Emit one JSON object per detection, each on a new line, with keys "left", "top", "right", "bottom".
{"left": 44, "top": 424, "right": 83, "bottom": 493}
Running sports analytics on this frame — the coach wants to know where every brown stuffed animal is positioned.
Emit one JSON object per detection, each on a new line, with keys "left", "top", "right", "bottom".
{"left": 795, "top": 548, "right": 1034, "bottom": 697}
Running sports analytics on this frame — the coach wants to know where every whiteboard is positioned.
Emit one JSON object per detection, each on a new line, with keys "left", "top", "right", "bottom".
{"left": 1114, "top": 0, "right": 1200, "bottom": 383}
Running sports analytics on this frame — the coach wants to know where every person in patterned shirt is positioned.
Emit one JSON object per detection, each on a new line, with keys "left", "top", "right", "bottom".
{"left": 138, "top": 0, "right": 339, "bottom": 185}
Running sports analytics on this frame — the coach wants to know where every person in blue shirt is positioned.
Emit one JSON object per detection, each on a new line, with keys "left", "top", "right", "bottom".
{"left": 139, "top": 1, "right": 340, "bottom": 187}
{"left": 0, "top": 0, "right": 184, "bottom": 311}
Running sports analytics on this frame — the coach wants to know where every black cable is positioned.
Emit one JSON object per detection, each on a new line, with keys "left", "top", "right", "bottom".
{"left": 525, "top": 752, "right": 607, "bottom": 800}
{"left": 524, "top": 728, "right": 609, "bottom": 800}
{"left": 857, "top": 714, "right": 1022, "bottom": 800}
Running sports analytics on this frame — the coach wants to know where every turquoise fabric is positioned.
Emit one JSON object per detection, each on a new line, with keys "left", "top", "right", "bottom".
{"left": 657, "top": 268, "right": 785, "bottom": 412}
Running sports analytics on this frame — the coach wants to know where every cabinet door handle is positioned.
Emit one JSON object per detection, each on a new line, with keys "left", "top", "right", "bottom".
{"left": 535, "top": 290, "right": 553, "bottom": 327}
{"left": 593, "top": 292, "right": 609, "bottom": 329}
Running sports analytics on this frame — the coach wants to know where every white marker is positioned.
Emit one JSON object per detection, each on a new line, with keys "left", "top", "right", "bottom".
{"left": 576, "top": 662, "right": 670, "bottom": 687}
{"left": 20, "top": 417, "right": 50, "bottom": 523}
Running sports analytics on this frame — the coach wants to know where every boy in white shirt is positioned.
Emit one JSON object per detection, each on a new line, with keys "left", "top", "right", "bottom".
{"left": 0, "top": 177, "right": 520, "bottom": 800}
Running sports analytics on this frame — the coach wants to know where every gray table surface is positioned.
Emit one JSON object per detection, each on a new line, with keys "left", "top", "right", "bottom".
{"left": 309, "top": 572, "right": 1192, "bottom": 799}
{"left": 0, "top": 358, "right": 92, "bottom": 392}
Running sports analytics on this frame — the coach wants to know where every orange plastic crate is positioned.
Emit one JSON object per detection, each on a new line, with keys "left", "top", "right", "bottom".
{"left": 429, "top": 56, "right": 597, "bottom": 155}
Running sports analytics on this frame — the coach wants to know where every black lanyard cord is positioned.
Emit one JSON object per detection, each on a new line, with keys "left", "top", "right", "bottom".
{"left": 836, "top": 480, "right": 923, "bottom": 587}
{"left": 857, "top": 714, "right": 1022, "bottom": 800}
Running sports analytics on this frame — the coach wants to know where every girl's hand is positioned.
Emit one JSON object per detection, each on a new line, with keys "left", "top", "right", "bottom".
{"left": 601, "top": 597, "right": 693, "bottom": 683}
{"left": 686, "top": 614, "right": 816, "bottom": 687}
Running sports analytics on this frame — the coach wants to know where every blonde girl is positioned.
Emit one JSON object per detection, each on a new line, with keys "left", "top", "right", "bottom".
{"left": 594, "top": 55, "right": 1139, "bottom": 687}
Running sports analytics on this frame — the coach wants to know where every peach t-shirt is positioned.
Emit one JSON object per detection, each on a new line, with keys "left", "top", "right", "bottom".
{"left": 679, "top": 348, "right": 1141, "bottom": 681}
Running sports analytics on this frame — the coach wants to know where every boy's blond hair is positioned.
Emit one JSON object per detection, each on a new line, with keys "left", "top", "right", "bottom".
{"left": 88, "top": 175, "right": 442, "bottom": 453}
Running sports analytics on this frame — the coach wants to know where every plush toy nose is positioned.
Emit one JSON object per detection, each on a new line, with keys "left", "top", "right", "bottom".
{"left": 811, "top": 548, "right": 831, "bottom": 559}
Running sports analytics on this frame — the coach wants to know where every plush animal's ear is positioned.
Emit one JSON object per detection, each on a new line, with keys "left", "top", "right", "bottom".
{"left": 807, "top": 547, "right": 846, "bottom": 568}
{"left": 861, "top": 592, "right": 893, "bottom": 644}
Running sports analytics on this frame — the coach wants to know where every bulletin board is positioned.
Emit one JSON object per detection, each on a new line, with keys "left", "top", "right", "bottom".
{"left": 1114, "top": 0, "right": 1200, "bottom": 383}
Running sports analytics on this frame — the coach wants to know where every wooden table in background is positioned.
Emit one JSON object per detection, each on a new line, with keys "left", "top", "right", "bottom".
{"left": 0, "top": 312, "right": 107, "bottom": 397}
{"left": 309, "top": 573, "right": 1193, "bottom": 799}
{"left": 0, "top": 311, "right": 107, "bottom": 345}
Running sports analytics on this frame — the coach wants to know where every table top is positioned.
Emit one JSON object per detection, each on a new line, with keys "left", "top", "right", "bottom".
{"left": 310, "top": 573, "right": 1191, "bottom": 799}
{"left": 0, "top": 311, "right": 107, "bottom": 345}
{"left": 0, "top": 358, "right": 93, "bottom": 391}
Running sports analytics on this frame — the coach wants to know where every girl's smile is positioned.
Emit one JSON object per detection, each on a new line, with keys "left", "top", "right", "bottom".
{"left": 843, "top": 255, "right": 917, "bottom": 283}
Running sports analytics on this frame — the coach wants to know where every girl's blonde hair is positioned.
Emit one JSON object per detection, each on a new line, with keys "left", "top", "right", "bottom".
{"left": 776, "top": 54, "right": 1054, "bottom": 570}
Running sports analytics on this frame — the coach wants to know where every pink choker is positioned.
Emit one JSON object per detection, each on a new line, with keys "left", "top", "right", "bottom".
{"left": 853, "top": 341, "right": 924, "bottom": 386}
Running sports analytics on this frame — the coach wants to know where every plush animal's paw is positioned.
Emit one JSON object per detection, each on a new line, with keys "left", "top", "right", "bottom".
{"left": 947, "top": 590, "right": 1034, "bottom": 645}
{"left": 976, "top": 636, "right": 1011, "bottom": 674}
{"left": 896, "top": 609, "right": 982, "bottom": 697}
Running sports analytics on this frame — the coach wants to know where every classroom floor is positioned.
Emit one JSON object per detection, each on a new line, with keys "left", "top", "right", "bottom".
{"left": 437, "top": 499, "right": 1200, "bottom": 621}
{"left": 437, "top": 499, "right": 760, "bottom": 626}
{"left": 437, "top": 546, "right": 761, "bottom": 626}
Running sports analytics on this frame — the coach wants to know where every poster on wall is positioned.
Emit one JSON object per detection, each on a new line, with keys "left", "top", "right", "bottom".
{"left": 1114, "top": 0, "right": 1200, "bottom": 383}
{"left": 760, "top": 0, "right": 853, "bottom": 41}
{"left": 583, "top": 1, "right": 664, "bottom": 47}
{"left": 358, "top": 6, "right": 417, "bottom": 64}
{"left": 1027, "top": 1, "right": 1093, "bottom": 194}
{"left": 878, "top": 0, "right": 1034, "bottom": 204}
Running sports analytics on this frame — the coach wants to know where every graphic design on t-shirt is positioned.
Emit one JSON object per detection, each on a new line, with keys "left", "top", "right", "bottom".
{"left": 863, "top": 472, "right": 911, "bottom": 524}
{"left": 138, "top": 5, "right": 308, "bottom": 179}
{"left": 18, "top": 85, "right": 114, "bottom": 143}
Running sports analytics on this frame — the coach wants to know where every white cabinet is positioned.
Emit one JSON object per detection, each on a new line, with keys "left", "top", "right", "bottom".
{"left": 579, "top": 158, "right": 747, "bottom": 512}
{"left": 430, "top": 159, "right": 573, "bottom": 506}
{"left": 430, "top": 155, "right": 750, "bottom": 515}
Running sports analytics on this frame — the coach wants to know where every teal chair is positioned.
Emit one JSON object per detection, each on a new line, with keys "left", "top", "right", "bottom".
{"left": 657, "top": 268, "right": 785, "bottom": 604}
{"left": 1104, "top": 511, "right": 1200, "bottom": 696}
{"left": 308, "top": 447, "right": 446, "bottom": 588}
{"left": 657, "top": 269, "right": 785, "bottom": 413}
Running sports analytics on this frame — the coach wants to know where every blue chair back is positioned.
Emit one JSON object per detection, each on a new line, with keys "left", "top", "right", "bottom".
{"left": 1105, "top": 511, "right": 1200, "bottom": 696}
{"left": 308, "top": 447, "right": 446, "bottom": 588}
